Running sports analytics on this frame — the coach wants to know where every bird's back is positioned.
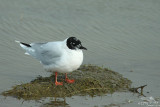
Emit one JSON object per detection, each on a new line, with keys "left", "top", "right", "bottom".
{"left": 29, "top": 41, "right": 64, "bottom": 65}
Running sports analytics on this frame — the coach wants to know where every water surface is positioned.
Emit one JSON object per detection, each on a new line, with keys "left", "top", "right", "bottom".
{"left": 0, "top": 0, "right": 160, "bottom": 106}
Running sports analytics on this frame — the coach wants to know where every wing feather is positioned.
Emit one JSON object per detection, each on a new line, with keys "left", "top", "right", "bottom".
{"left": 30, "top": 42, "right": 63, "bottom": 65}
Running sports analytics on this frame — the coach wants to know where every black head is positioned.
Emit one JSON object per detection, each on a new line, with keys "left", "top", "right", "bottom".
{"left": 66, "top": 37, "right": 87, "bottom": 50}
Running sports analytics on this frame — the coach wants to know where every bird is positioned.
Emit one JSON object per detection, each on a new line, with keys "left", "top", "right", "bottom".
{"left": 15, "top": 37, "right": 87, "bottom": 85}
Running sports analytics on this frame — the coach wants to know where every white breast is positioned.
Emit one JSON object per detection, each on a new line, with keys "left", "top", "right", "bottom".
{"left": 66, "top": 49, "right": 83, "bottom": 72}
{"left": 44, "top": 49, "right": 83, "bottom": 73}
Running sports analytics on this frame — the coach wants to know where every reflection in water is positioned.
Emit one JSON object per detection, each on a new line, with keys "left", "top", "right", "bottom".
{"left": 41, "top": 98, "right": 69, "bottom": 107}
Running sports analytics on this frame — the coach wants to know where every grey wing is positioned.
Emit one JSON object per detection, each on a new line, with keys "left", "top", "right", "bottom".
{"left": 30, "top": 42, "right": 62, "bottom": 65}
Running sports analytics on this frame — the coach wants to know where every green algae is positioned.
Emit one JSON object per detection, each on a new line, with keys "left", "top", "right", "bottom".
{"left": 2, "top": 64, "right": 132, "bottom": 100}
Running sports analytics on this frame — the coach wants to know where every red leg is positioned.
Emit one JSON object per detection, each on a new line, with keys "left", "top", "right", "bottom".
{"left": 65, "top": 73, "right": 75, "bottom": 83}
{"left": 55, "top": 72, "right": 63, "bottom": 85}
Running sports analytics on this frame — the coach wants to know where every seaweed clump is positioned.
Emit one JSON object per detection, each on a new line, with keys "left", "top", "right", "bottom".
{"left": 2, "top": 64, "right": 132, "bottom": 100}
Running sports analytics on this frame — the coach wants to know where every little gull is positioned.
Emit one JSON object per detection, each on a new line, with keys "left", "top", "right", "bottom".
{"left": 15, "top": 37, "right": 87, "bottom": 85}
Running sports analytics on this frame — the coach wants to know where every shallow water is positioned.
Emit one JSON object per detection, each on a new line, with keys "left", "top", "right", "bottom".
{"left": 0, "top": 0, "right": 160, "bottom": 107}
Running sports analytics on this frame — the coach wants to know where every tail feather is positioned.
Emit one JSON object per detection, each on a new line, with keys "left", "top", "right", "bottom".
{"left": 15, "top": 40, "right": 20, "bottom": 43}
{"left": 15, "top": 40, "right": 31, "bottom": 47}
{"left": 15, "top": 40, "right": 31, "bottom": 48}
{"left": 15, "top": 40, "right": 35, "bottom": 56}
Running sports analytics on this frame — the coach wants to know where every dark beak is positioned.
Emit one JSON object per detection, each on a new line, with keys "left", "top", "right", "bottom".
{"left": 80, "top": 46, "right": 87, "bottom": 50}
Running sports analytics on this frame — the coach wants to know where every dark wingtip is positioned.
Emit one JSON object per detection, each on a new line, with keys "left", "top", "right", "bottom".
{"left": 20, "top": 42, "right": 31, "bottom": 47}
